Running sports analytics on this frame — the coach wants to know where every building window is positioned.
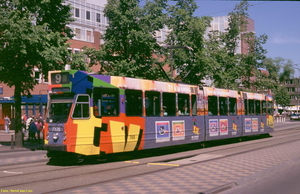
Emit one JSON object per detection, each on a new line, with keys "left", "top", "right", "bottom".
{"left": 75, "top": 28, "right": 81, "bottom": 39}
{"left": 75, "top": 8, "right": 80, "bottom": 17}
{"left": 96, "top": 13, "right": 101, "bottom": 23}
{"left": 34, "top": 71, "right": 40, "bottom": 81}
{"left": 86, "top": 11, "right": 90, "bottom": 20}
{"left": 87, "top": 30, "right": 92, "bottom": 42}
{"left": 285, "top": 80, "right": 293, "bottom": 85}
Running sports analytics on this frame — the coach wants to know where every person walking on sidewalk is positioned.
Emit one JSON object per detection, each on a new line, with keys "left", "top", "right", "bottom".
{"left": 4, "top": 115, "right": 11, "bottom": 133}
{"left": 28, "top": 119, "right": 37, "bottom": 142}
{"left": 35, "top": 119, "right": 43, "bottom": 143}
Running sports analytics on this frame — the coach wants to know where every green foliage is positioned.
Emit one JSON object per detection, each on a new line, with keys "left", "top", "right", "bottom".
{"left": 0, "top": 0, "right": 73, "bottom": 146}
{"left": 165, "top": 0, "right": 211, "bottom": 84}
{"left": 86, "top": 0, "right": 168, "bottom": 80}
{"left": 204, "top": 1, "right": 252, "bottom": 89}
{"left": 84, "top": 0, "right": 292, "bottom": 96}
{"left": 274, "top": 85, "right": 290, "bottom": 107}
{"left": 67, "top": 52, "right": 91, "bottom": 72}
{"left": 261, "top": 57, "right": 296, "bottom": 88}
{"left": 0, "top": 0, "right": 73, "bottom": 93}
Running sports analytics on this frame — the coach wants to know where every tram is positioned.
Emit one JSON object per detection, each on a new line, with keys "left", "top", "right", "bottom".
{"left": 44, "top": 70, "right": 274, "bottom": 159}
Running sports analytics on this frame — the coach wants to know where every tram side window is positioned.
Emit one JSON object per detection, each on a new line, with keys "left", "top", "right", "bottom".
{"left": 255, "top": 100, "right": 261, "bottom": 115}
{"left": 262, "top": 101, "right": 267, "bottom": 114}
{"left": 178, "top": 93, "right": 189, "bottom": 116}
{"left": 245, "top": 99, "right": 255, "bottom": 115}
{"left": 125, "top": 89, "right": 142, "bottom": 116}
{"left": 248, "top": 100, "right": 255, "bottom": 115}
{"left": 93, "top": 88, "right": 119, "bottom": 116}
{"left": 219, "top": 97, "right": 228, "bottom": 116}
{"left": 72, "top": 95, "right": 90, "bottom": 119}
{"left": 267, "top": 101, "right": 273, "bottom": 114}
{"left": 208, "top": 96, "right": 218, "bottom": 116}
{"left": 192, "top": 95, "right": 197, "bottom": 116}
{"left": 244, "top": 99, "right": 248, "bottom": 115}
{"left": 162, "top": 92, "right": 176, "bottom": 116}
{"left": 229, "top": 97, "right": 237, "bottom": 115}
{"left": 145, "top": 91, "right": 160, "bottom": 116}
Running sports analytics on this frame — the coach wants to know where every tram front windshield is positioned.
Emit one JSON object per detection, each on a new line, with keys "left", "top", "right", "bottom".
{"left": 47, "top": 98, "right": 73, "bottom": 123}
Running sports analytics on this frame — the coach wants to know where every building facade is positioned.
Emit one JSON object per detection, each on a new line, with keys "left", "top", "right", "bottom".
{"left": 284, "top": 78, "right": 300, "bottom": 108}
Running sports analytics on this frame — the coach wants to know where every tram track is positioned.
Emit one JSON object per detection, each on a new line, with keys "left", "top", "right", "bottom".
{"left": 1, "top": 129, "right": 300, "bottom": 193}
{"left": 48, "top": 129, "right": 300, "bottom": 193}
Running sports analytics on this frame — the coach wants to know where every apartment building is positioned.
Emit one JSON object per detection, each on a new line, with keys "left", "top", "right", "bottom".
{"left": 284, "top": 78, "right": 300, "bottom": 107}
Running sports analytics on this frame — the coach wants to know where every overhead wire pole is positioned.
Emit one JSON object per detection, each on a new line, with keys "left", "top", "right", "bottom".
{"left": 158, "top": 43, "right": 194, "bottom": 82}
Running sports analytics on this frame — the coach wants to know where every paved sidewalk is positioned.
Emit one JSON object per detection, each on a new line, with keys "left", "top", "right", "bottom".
{"left": 0, "top": 130, "right": 44, "bottom": 152}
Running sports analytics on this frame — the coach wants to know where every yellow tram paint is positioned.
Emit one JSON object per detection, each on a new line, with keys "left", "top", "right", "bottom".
{"left": 73, "top": 108, "right": 101, "bottom": 155}
{"left": 123, "top": 124, "right": 141, "bottom": 152}
{"left": 147, "top": 163, "right": 180, "bottom": 167}
{"left": 110, "top": 120, "right": 126, "bottom": 153}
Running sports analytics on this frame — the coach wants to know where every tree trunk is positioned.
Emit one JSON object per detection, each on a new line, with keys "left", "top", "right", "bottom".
{"left": 14, "top": 84, "right": 24, "bottom": 148}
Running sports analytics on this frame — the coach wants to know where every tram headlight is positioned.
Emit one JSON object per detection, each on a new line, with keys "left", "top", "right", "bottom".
{"left": 53, "top": 133, "right": 59, "bottom": 140}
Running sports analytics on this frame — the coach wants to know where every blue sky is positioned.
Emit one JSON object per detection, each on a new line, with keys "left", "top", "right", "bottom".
{"left": 195, "top": 1, "right": 300, "bottom": 74}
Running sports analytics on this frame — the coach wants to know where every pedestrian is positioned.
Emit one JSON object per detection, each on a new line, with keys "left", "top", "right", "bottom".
{"left": 35, "top": 119, "right": 43, "bottom": 143}
{"left": 4, "top": 115, "right": 11, "bottom": 133}
{"left": 28, "top": 119, "right": 37, "bottom": 142}
{"left": 36, "top": 114, "right": 44, "bottom": 128}
{"left": 26, "top": 115, "right": 35, "bottom": 131}
{"left": 21, "top": 113, "right": 27, "bottom": 134}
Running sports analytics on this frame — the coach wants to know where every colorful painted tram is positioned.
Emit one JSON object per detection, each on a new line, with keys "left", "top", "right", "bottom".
{"left": 44, "top": 70, "right": 274, "bottom": 158}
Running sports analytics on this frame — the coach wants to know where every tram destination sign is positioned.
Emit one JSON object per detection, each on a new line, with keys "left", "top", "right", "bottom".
{"left": 51, "top": 72, "right": 70, "bottom": 85}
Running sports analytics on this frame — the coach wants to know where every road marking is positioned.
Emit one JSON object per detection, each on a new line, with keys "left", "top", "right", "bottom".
{"left": 147, "top": 163, "right": 180, "bottom": 167}
{"left": 3, "top": 171, "right": 23, "bottom": 174}
{"left": 124, "top": 161, "right": 140, "bottom": 164}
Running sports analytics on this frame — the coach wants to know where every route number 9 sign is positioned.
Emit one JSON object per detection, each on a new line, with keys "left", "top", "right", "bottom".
{"left": 51, "top": 72, "right": 70, "bottom": 84}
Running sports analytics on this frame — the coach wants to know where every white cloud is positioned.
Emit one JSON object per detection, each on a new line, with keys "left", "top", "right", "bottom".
{"left": 272, "top": 35, "right": 300, "bottom": 44}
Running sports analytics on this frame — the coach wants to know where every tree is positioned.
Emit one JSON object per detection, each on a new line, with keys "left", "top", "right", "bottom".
{"left": 274, "top": 85, "right": 290, "bottom": 109}
{"left": 204, "top": 0, "right": 252, "bottom": 89}
{"left": 204, "top": 0, "right": 270, "bottom": 91}
{"left": 67, "top": 52, "right": 92, "bottom": 72}
{"left": 0, "top": 0, "right": 73, "bottom": 147}
{"left": 165, "top": 0, "right": 211, "bottom": 84}
{"left": 239, "top": 32, "right": 268, "bottom": 90}
{"left": 85, "top": 0, "right": 168, "bottom": 80}
{"left": 261, "top": 57, "right": 297, "bottom": 111}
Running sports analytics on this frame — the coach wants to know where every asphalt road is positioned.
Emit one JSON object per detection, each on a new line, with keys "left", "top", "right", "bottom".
{"left": 0, "top": 120, "right": 299, "bottom": 193}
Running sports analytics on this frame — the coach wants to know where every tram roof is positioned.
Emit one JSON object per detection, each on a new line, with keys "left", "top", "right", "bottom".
{"left": 89, "top": 72, "right": 198, "bottom": 94}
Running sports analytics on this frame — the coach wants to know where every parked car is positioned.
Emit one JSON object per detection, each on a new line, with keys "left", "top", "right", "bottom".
{"left": 290, "top": 113, "right": 300, "bottom": 120}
